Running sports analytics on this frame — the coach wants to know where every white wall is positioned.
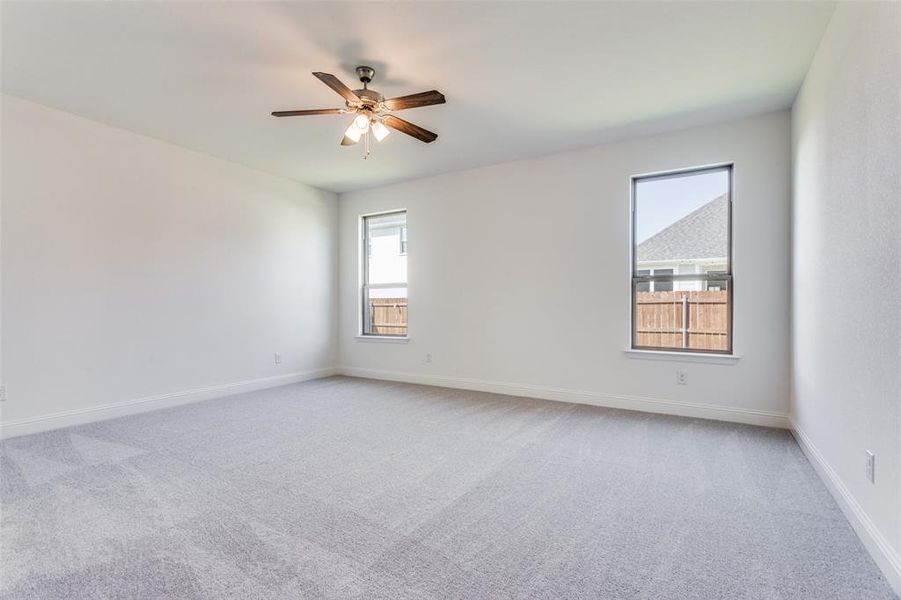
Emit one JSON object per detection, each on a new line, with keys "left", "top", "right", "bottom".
{"left": 338, "top": 111, "right": 791, "bottom": 427}
{"left": 791, "top": 2, "right": 901, "bottom": 592}
{"left": 1, "top": 95, "right": 338, "bottom": 436}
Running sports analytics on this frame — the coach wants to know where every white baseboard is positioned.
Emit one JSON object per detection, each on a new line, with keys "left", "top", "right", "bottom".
{"left": 0, "top": 367, "right": 339, "bottom": 439}
{"left": 791, "top": 421, "right": 901, "bottom": 596}
{"left": 337, "top": 366, "right": 789, "bottom": 429}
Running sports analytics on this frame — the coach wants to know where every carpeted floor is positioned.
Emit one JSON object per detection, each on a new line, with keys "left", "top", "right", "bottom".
{"left": 1, "top": 376, "right": 896, "bottom": 599}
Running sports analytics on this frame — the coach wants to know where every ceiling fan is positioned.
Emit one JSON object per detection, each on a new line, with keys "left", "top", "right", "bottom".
{"left": 272, "top": 66, "right": 445, "bottom": 158}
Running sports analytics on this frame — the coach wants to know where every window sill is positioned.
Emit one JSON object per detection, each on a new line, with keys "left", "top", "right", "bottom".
{"left": 355, "top": 335, "right": 411, "bottom": 344}
{"left": 624, "top": 348, "right": 741, "bottom": 365}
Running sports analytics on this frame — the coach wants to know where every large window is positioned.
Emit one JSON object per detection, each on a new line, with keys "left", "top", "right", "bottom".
{"left": 631, "top": 165, "right": 732, "bottom": 353}
{"left": 361, "top": 211, "right": 407, "bottom": 337}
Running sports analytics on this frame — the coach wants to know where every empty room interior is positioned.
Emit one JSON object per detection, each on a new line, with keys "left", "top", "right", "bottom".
{"left": 1, "top": 1, "right": 900, "bottom": 598}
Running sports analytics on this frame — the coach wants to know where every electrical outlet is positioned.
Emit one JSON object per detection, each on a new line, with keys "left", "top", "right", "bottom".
{"left": 0, "top": 384, "right": 6, "bottom": 402}
{"left": 866, "top": 450, "right": 875, "bottom": 483}
{"left": 274, "top": 353, "right": 282, "bottom": 365}
{"left": 425, "top": 353, "right": 432, "bottom": 364}
{"left": 676, "top": 370, "right": 688, "bottom": 385}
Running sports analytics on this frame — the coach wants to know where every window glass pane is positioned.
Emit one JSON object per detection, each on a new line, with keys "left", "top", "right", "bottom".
{"left": 366, "top": 212, "right": 407, "bottom": 285}
{"left": 632, "top": 166, "right": 731, "bottom": 353}
{"left": 635, "top": 168, "right": 729, "bottom": 273}
{"left": 363, "top": 211, "right": 407, "bottom": 336}
{"left": 364, "top": 286, "right": 407, "bottom": 336}
{"left": 634, "top": 279, "right": 730, "bottom": 352}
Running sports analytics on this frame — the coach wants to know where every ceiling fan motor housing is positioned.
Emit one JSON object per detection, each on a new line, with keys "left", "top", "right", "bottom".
{"left": 351, "top": 88, "right": 385, "bottom": 110}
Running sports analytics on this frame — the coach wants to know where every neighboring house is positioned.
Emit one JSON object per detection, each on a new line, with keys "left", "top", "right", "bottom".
{"left": 367, "top": 216, "right": 407, "bottom": 298}
{"left": 636, "top": 195, "right": 728, "bottom": 292}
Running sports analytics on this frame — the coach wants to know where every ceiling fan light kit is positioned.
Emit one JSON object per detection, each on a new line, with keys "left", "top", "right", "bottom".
{"left": 272, "top": 65, "right": 445, "bottom": 159}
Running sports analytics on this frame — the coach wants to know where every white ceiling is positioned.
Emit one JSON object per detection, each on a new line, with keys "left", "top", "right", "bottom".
{"left": 1, "top": 1, "right": 835, "bottom": 193}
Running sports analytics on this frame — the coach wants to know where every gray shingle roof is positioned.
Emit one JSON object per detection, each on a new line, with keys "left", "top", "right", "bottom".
{"left": 637, "top": 195, "right": 728, "bottom": 262}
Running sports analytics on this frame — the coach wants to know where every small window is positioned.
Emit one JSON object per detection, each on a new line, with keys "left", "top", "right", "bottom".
{"left": 636, "top": 269, "right": 651, "bottom": 292}
{"left": 705, "top": 270, "right": 729, "bottom": 291}
{"left": 652, "top": 268, "right": 674, "bottom": 292}
{"left": 632, "top": 165, "right": 732, "bottom": 353}
{"left": 361, "top": 211, "right": 407, "bottom": 337}
{"left": 637, "top": 268, "right": 675, "bottom": 292}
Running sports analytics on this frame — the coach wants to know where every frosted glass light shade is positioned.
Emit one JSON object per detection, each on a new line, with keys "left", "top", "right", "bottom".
{"left": 371, "top": 120, "right": 390, "bottom": 142}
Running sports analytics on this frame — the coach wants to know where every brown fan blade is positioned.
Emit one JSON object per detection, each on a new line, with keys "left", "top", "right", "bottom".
{"left": 313, "top": 72, "right": 360, "bottom": 103}
{"left": 340, "top": 135, "right": 358, "bottom": 146}
{"left": 272, "top": 108, "right": 344, "bottom": 117}
{"left": 382, "top": 90, "right": 446, "bottom": 111}
{"left": 381, "top": 115, "right": 438, "bottom": 143}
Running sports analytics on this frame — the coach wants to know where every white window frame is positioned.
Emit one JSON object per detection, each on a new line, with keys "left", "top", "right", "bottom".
{"left": 360, "top": 210, "right": 408, "bottom": 339}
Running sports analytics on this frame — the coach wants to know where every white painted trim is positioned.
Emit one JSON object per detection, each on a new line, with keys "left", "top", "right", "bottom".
{"left": 337, "top": 366, "right": 788, "bottom": 428}
{"left": 354, "top": 335, "right": 411, "bottom": 344}
{"left": 624, "top": 348, "right": 741, "bottom": 364}
{"left": 0, "top": 367, "right": 339, "bottom": 439}
{"left": 791, "top": 421, "right": 901, "bottom": 596}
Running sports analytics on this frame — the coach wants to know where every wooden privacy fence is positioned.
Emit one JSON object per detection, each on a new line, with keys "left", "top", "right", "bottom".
{"left": 634, "top": 290, "right": 729, "bottom": 351}
{"left": 369, "top": 292, "right": 728, "bottom": 350}
{"left": 368, "top": 297, "right": 408, "bottom": 335}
